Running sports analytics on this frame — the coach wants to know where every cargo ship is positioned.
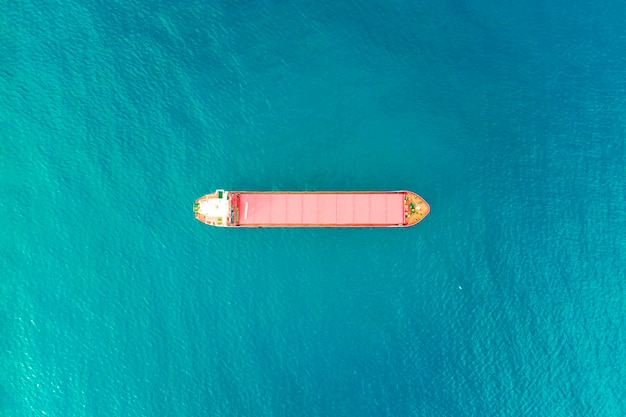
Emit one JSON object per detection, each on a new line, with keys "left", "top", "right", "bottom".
{"left": 193, "top": 190, "right": 429, "bottom": 227}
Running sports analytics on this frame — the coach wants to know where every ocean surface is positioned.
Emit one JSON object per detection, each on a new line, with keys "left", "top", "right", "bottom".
{"left": 2, "top": 0, "right": 626, "bottom": 415}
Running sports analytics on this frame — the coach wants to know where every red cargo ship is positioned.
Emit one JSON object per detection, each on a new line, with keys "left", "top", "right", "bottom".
{"left": 193, "top": 190, "right": 429, "bottom": 227}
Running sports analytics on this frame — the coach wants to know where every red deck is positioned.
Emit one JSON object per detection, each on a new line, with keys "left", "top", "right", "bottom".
{"left": 236, "top": 192, "right": 406, "bottom": 227}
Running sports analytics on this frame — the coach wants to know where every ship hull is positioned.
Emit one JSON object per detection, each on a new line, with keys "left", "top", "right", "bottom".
{"left": 194, "top": 190, "right": 429, "bottom": 227}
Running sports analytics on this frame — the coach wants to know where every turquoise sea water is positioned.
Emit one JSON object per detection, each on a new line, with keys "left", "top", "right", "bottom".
{"left": 2, "top": 0, "right": 626, "bottom": 415}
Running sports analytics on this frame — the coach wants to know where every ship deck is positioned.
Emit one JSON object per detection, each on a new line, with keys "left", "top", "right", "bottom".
{"left": 236, "top": 192, "right": 406, "bottom": 227}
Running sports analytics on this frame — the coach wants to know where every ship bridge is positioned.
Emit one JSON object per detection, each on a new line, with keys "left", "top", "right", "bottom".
{"left": 193, "top": 190, "right": 231, "bottom": 226}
